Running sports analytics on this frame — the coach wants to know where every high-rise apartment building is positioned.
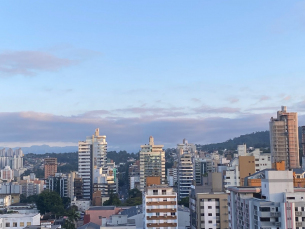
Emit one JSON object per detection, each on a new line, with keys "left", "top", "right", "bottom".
{"left": 177, "top": 139, "right": 195, "bottom": 200}
{"left": 139, "top": 136, "right": 165, "bottom": 192}
{"left": 78, "top": 128, "right": 107, "bottom": 199}
{"left": 228, "top": 170, "right": 305, "bottom": 229}
{"left": 190, "top": 187, "right": 229, "bottom": 229}
{"left": 269, "top": 106, "right": 299, "bottom": 169}
{"left": 143, "top": 185, "right": 178, "bottom": 229}
{"left": 0, "top": 166, "right": 13, "bottom": 181}
{"left": 0, "top": 148, "right": 23, "bottom": 170}
{"left": 44, "top": 158, "right": 57, "bottom": 179}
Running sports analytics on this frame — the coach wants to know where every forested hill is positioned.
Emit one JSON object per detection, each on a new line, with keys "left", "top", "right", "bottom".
{"left": 197, "top": 127, "right": 303, "bottom": 151}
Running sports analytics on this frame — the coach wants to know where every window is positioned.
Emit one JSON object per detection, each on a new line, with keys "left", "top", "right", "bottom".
{"left": 171, "top": 212, "right": 175, "bottom": 216}
{"left": 13, "top": 222, "right": 17, "bottom": 227}
{"left": 5, "top": 223, "right": 10, "bottom": 227}
{"left": 208, "top": 206, "right": 212, "bottom": 209}
{"left": 163, "top": 199, "right": 167, "bottom": 201}
{"left": 208, "top": 220, "right": 212, "bottom": 223}
{"left": 27, "top": 222, "right": 31, "bottom": 226}
{"left": 99, "top": 216, "right": 102, "bottom": 219}
{"left": 20, "top": 222, "right": 24, "bottom": 227}
{"left": 153, "top": 190, "right": 158, "bottom": 195}
{"left": 162, "top": 190, "right": 166, "bottom": 195}
{"left": 156, "top": 212, "right": 160, "bottom": 216}
{"left": 208, "top": 213, "right": 212, "bottom": 216}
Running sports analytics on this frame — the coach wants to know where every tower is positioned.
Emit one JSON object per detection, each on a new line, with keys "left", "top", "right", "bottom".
{"left": 269, "top": 106, "right": 299, "bottom": 169}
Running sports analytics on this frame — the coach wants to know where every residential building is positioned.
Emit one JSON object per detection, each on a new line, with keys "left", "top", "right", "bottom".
{"left": 129, "top": 161, "right": 140, "bottom": 190}
{"left": 167, "top": 167, "right": 177, "bottom": 187}
{"left": 193, "top": 158, "right": 213, "bottom": 185}
{"left": 74, "top": 177, "right": 83, "bottom": 200}
{"left": 78, "top": 128, "right": 108, "bottom": 200}
{"left": 100, "top": 214, "right": 136, "bottom": 229}
{"left": 45, "top": 173, "right": 68, "bottom": 198}
{"left": 139, "top": 136, "right": 165, "bottom": 192}
{"left": 190, "top": 186, "right": 229, "bottom": 229}
{"left": 0, "top": 195, "right": 11, "bottom": 209}
{"left": 0, "top": 213, "right": 40, "bottom": 229}
{"left": 269, "top": 106, "right": 299, "bottom": 169}
{"left": 84, "top": 206, "right": 122, "bottom": 225}
{"left": 0, "top": 166, "right": 13, "bottom": 181}
{"left": 177, "top": 139, "right": 195, "bottom": 200}
{"left": 143, "top": 185, "right": 178, "bottom": 229}
{"left": 228, "top": 170, "right": 305, "bottom": 229}
{"left": 44, "top": 158, "right": 57, "bottom": 179}
{"left": 0, "top": 148, "right": 23, "bottom": 170}
{"left": 302, "top": 126, "right": 305, "bottom": 170}
{"left": 71, "top": 197, "right": 91, "bottom": 212}
{"left": 0, "top": 182, "right": 21, "bottom": 204}
{"left": 19, "top": 179, "right": 43, "bottom": 197}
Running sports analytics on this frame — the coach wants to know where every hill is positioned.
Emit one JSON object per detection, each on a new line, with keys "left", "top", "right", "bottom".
{"left": 197, "top": 127, "right": 303, "bottom": 151}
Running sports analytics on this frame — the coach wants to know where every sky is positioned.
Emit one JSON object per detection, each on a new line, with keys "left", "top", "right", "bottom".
{"left": 1, "top": 1, "right": 305, "bottom": 152}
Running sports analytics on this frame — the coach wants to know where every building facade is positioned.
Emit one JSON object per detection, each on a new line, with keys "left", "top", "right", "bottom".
{"left": 269, "top": 106, "right": 299, "bottom": 169}
{"left": 143, "top": 185, "right": 178, "bottom": 229}
{"left": 78, "top": 128, "right": 108, "bottom": 199}
{"left": 44, "top": 158, "right": 57, "bottom": 179}
{"left": 190, "top": 187, "right": 229, "bottom": 229}
{"left": 139, "top": 136, "right": 165, "bottom": 192}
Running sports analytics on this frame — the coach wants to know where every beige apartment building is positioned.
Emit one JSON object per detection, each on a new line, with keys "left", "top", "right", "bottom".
{"left": 190, "top": 187, "right": 229, "bottom": 229}
{"left": 269, "top": 106, "right": 299, "bottom": 169}
{"left": 143, "top": 185, "right": 178, "bottom": 229}
{"left": 139, "top": 136, "right": 165, "bottom": 191}
{"left": 44, "top": 158, "right": 57, "bottom": 179}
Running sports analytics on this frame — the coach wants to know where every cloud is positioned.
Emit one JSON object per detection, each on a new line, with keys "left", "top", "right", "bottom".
{"left": 228, "top": 98, "right": 239, "bottom": 104}
{"left": 0, "top": 110, "right": 275, "bottom": 152}
{"left": 283, "top": 96, "right": 291, "bottom": 101}
{"left": 259, "top": 95, "right": 271, "bottom": 102}
{"left": 193, "top": 106, "right": 240, "bottom": 114}
{"left": 0, "top": 50, "right": 77, "bottom": 77}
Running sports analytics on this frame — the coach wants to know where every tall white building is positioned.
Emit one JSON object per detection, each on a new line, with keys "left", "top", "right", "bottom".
{"left": 143, "top": 185, "right": 178, "bottom": 229}
{"left": 139, "top": 136, "right": 165, "bottom": 192}
{"left": 228, "top": 170, "right": 305, "bottom": 229}
{"left": 78, "top": 128, "right": 107, "bottom": 199}
{"left": 177, "top": 139, "right": 195, "bottom": 200}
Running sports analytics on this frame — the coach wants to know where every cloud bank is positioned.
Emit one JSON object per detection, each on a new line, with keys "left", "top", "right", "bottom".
{"left": 0, "top": 51, "right": 77, "bottom": 77}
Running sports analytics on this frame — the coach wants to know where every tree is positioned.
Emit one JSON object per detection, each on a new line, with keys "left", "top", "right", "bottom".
{"left": 63, "top": 208, "right": 79, "bottom": 229}
{"left": 178, "top": 197, "right": 189, "bottom": 208}
{"left": 103, "top": 190, "right": 121, "bottom": 206}
{"left": 36, "top": 190, "right": 64, "bottom": 215}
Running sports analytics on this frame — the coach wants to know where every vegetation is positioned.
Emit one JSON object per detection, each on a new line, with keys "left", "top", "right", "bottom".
{"left": 107, "top": 150, "right": 138, "bottom": 164}
{"left": 124, "top": 188, "right": 142, "bottom": 206}
{"left": 103, "top": 190, "right": 122, "bottom": 206}
{"left": 20, "top": 194, "right": 38, "bottom": 203}
{"left": 178, "top": 197, "right": 189, "bottom": 208}
{"left": 36, "top": 190, "right": 64, "bottom": 215}
{"left": 63, "top": 208, "right": 79, "bottom": 229}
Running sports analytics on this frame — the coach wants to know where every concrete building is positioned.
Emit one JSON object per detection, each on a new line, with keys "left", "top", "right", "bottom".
{"left": 0, "top": 182, "right": 21, "bottom": 204}
{"left": 143, "top": 185, "right": 178, "bottom": 229}
{"left": 84, "top": 206, "right": 122, "bottom": 225}
{"left": 19, "top": 179, "right": 43, "bottom": 197}
{"left": 78, "top": 128, "right": 108, "bottom": 200}
{"left": 0, "top": 166, "right": 13, "bottom": 181}
{"left": 269, "top": 106, "right": 299, "bottom": 169}
{"left": 139, "top": 136, "right": 165, "bottom": 192}
{"left": 223, "top": 145, "right": 271, "bottom": 193}
{"left": 71, "top": 197, "right": 91, "bottom": 211}
{"left": 194, "top": 158, "right": 213, "bottom": 185}
{"left": 100, "top": 214, "right": 136, "bottom": 229}
{"left": 129, "top": 161, "right": 140, "bottom": 190}
{"left": 0, "top": 213, "right": 40, "bottom": 229}
{"left": 45, "top": 173, "right": 68, "bottom": 198}
{"left": 44, "top": 158, "right": 57, "bottom": 179}
{"left": 228, "top": 170, "right": 305, "bottom": 229}
{"left": 177, "top": 139, "right": 195, "bottom": 200}
{"left": 302, "top": 126, "right": 305, "bottom": 170}
{"left": 167, "top": 167, "right": 177, "bottom": 187}
{"left": 0, "top": 195, "right": 11, "bottom": 209}
{"left": 190, "top": 186, "right": 229, "bottom": 229}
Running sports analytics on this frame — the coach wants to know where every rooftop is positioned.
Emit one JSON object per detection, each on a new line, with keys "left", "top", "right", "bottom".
{"left": 87, "top": 206, "right": 116, "bottom": 211}
{"left": 0, "top": 213, "right": 40, "bottom": 218}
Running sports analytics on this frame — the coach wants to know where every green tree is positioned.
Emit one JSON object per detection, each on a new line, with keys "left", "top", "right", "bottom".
{"left": 178, "top": 197, "right": 189, "bottom": 208}
{"left": 36, "top": 190, "right": 64, "bottom": 215}
{"left": 103, "top": 190, "right": 121, "bottom": 206}
{"left": 63, "top": 208, "right": 79, "bottom": 229}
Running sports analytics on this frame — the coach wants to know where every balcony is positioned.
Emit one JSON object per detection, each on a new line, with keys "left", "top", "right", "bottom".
{"left": 147, "top": 208, "right": 176, "bottom": 213}
{"left": 147, "top": 223, "right": 177, "bottom": 228}
{"left": 146, "top": 215, "right": 177, "bottom": 220}
{"left": 146, "top": 201, "right": 176, "bottom": 206}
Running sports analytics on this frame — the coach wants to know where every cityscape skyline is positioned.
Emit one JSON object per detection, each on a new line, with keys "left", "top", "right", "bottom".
{"left": 1, "top": 1, "right": 305, "bottom": 151}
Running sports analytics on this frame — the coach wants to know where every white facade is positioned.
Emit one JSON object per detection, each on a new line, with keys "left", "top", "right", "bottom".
{"left": 78, "top": 128, "right": 107, "bottom": 199}
{"left": 139, "top": 136, "right": 165, "bottom": 192}
{"left": 0, "top": 195, "right": 11, "bottom": 208}
{"left": 0, "top": 213, "right": 40, "bottom": 229}
{"left": 237, "top": 144, "right": 246, "bottom": 156}
{"left": 167, "top": 168, "right": 177, "bottom": 187}
{"left": 71, "top": 197, "right": 91, "bottom": 211}
{"left": 177, "top": 139, "right": 195, "bottom": 200}
{"left": 228, "top": 170, "right": 305, "bottom": 229}
{"left": 130, "top": 176, "right": 140, "bottom": 190}
{"left": 0, "top": 166, "right": 13, "bottom": 181}
{"left": 143, "top": 185, "right": 178, "bottom": 229}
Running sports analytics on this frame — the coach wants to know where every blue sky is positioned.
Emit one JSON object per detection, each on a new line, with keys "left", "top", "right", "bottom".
{"left": 1, "top": 1, "right": 305, "bottom": 151}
